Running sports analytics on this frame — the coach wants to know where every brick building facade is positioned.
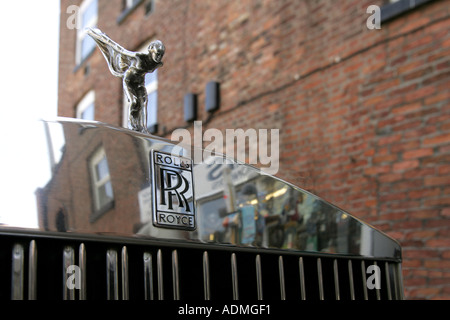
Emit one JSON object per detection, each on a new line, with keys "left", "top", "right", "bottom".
{"left": 57, "top": 0, "right": 450, "bottom": 299}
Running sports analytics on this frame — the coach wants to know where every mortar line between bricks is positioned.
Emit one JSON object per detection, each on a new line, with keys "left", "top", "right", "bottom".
{"left": 164, "top": 13, "right": 450, "bottom": 137}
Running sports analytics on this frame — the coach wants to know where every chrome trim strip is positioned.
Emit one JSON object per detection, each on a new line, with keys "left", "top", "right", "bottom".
{"left": 361, "top": 260, "right": 368, "bottom": 300}
{"left": 172, "top": 250, "right": 180, "bottom": 300}
{"left": 279, "top": 256, "right": 286, "bottom": 300}
{"left": 121, "top": 246, "right": 129, "bottom": 300}
{"left": 28, "top": 240, "right": 37, "bottom": 300}
{"left": 231, "top": 253, "right": 239, "bottom": 300}
{"left": 255, "top": 255, "right": 263, "bottom": 300}
{"left": 79, "top": 243, "right": 86, "bottom": 300}
{"left": 333, "top": 259, "right": 340, "bottom": 300}
{"left": 348, "top": 260, "right": 355, "bottom": 300}
{"left": 299, "top": 257, "right": 306, "bottom": 300}
{"left": 157, "top": 249, "right": 164, "bottom": 300}
{"left": 106, "top": 249, "right": 119, "bottom": 300}
{"left": 63, "top": 246, "right": 75, "bottom": 300}
{"left": 11, "top": 244, "right": 24, "bottom": 300}
{"left": 385, "top": 261, "right": 392, "bottom": 300}
{"left": 143, "top": 252, "right": 154, "bottom": 300}
{"left": 203, "top": 251, "right": 210, "bottom": 300}
{"left": 317, "top": 258, "right": 324, "bottom": 300}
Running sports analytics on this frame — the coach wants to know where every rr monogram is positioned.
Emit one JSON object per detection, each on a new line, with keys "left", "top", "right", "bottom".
{"left": 151, "top": 150, "right": 196, "bottom": 230}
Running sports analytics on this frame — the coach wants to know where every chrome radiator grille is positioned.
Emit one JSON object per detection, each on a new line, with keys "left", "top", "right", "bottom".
{"left": 0, "top": 233, "right": 403, "bottom": 300}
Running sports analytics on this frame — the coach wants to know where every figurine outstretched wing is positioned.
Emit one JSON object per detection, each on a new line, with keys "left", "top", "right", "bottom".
{"left": 86, "top": 27, "right": 137, "bottom": 78}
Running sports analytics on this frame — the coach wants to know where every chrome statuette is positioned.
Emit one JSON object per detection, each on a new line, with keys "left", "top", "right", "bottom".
{"left": 86, "top": 27, "right": 165, "bottom": 133}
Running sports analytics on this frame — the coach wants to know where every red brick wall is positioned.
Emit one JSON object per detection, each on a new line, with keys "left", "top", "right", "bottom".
{"left": 58, "top": 0, "right": 450, "bottom": 299}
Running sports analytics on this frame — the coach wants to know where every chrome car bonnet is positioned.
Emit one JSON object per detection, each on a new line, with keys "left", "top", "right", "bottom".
{"left": 0, "top": 118, "right": 401, "bottom": 261}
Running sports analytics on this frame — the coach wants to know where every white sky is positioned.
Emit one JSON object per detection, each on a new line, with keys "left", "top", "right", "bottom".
{"left": 0, "top": 1, "right": 60, "bottom": 227}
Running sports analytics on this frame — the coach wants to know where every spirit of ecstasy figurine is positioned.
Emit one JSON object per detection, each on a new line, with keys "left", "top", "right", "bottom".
{"left": 86, "top": 27, "right": 165, "bottom": 133}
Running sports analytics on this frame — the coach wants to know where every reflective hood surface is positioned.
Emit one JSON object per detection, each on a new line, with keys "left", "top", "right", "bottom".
{"left": 0, "top": 118, "right": 401, "bottom": 261}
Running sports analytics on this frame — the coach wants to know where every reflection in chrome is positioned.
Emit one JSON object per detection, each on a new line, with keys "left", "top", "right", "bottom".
{"left": 11, "top": 244, "right": 24, "bottom": 300}
{"left": 278, "top": 256, "right": 286, "bottom": 300}
{"left": 28, "top": 240, "right": 37, "bottom": 300}
{"left": 143, "top": 252, "right": 154, "bottom": 300}
{"left": 14, "top": 119, "right": 401, "bottom": 262}
{"left": 203, "top": 251, "right": 210, "bottom": 300}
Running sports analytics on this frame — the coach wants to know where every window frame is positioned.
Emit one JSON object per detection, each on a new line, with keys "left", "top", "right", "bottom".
{"left": 76, "top": 0, "right": 98, "bottom": 65}
{"left": 89, "top": 146, "right": 115, "bottom": 221}
{"left": 117, "top": 0, "right": 144, "bottom": 24}
{"left": 76, "top": 90, "right": 95, "bottom": 120}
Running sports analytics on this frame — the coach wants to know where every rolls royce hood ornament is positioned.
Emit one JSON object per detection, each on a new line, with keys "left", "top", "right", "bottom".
{"left": 86, "top": 27, "right": 165, "bottom": 134}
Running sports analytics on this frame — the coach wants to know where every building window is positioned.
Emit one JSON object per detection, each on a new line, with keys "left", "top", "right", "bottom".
{"left": 76, "top": 0, "right": 98, "bottom": 65}
{"left": 145, "top": 69, "right": 158, "bottom": 133}
{"left": 76, "top": 90, "right": 95, "bottom": 120}
{"left": 122, "top": 41, "right": 159, "bottom": 133}
{"left": 123, "top": 0, "right": 141, "bottom": 10}
{"left": 145, "top": 0, "right": 155, "bottom": 15}
{"left": 89, "top": 147, "right": 114, "bottom": 216}
{"left": 117, "top": 0, "right": 143, "bottom": 24}
{"left": 381, "top": 0, "right": 434, "bottom": 23}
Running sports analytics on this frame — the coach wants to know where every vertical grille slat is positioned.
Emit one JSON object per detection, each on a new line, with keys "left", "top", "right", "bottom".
{"left": 374, "top": 261, "right": 381, "bottom": 300}
{"left": 143, "top": 252, "right": 154, "bottom": 300}
{"left": 278, "top": 256, "right": 286, "bottom": 300}
{"left": 333, "top": 259, "right": 340, "bottom": 300}
{"left": 361, "top": 260, "right": 368, "bottom": 300}
{"left": 28, "top": 240, "right": 37, "bottom": 300}
{"left": 0, "top": 235, "right": 404, "bottom": 301}
{"left": 172, "top": 250, "right": 180, "bottom": 300}
{"left": 231, "top": 253, "right": 239, "bottom": 300}
{"left": 63, "top": 246, "right": 75, "bottom": 300}
{"left": 157, "top": 249, "right": 164, "bottom": 300}
{"left": 121, "top": 246, "right": 129, "bottom": 300}
{"left": 11, "top": 244, "right": 24, "bottom": 300}
{"left": 255, "top": 255, "right": 263, "bottom": 300}
{"left": 385, "top": 262, "right": 392, "bottom": 300}
{"left": 348, "top": 260, "right": 355, "bottom": 300}
{"left": 317, "top": 258, "right": 324, "bottom": 300}
{"left": 299, "top": 257, "right": 306, "bottom": 300}
{"left": 79, "top": 243, "right": 86, "bottom": 300}
{"left": 203, "top": 251, "right": 210, "bottom": 300}
{"left": 397, "top": 263, "right": 404, "bottom": 300}
{"left": 106, "top": 249, "right": 119, "bottom": 300}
